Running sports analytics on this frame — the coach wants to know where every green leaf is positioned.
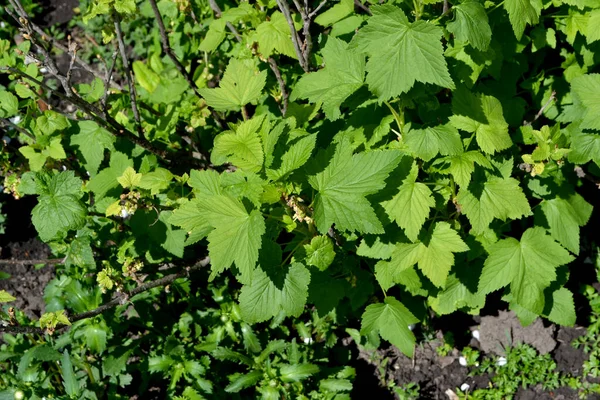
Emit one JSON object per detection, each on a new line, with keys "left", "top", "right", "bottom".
{"left": 239, "top": 263, "right": 310, "bottom": 323}
{"left": 350, "top": 5, "right": 454, "bottom": 101}
{"left": 450, "top": 90, "right": 512, "bottom": 154}
{"left": 280, "top": 363, "right": 319, "bottom": 382}
{"left": 291, "top": 37, "right": 365, "bottom": 120}
{"left": 0, "top": 91, "right": 18, "bottom": 117}
{"left": 60, "top": 351, "right": 80, "bottom": 397}
{"left": 199, "top": 19, "right": 226, "bottom": 53}
{"left": 212, "top": 117, "right": 264, "bottom": 172}
{"left": 446, "top": 1, "right": 492, "bottom": 51}
{"left": 198, "top": 59, "right": 267, "bottom": 111}
{"left": 114, "top": 0, "right": 136, "bottom": 14}
{"left": 82, "top": 324, "right": 107, "bottom": 354}
{"left": 315, "top": 0, "right": 354, "bottom": 26}
{"left": 503, "top": 0, "right": 542, "bottom": 39}
{"left": 428, "top": 274, "right": 485, "bottom": 315}
{"left": 571, "top": 74, "right": 600, "bottom": 130}
{"left": 19, "top": 146, "right": 48, "bottom": 171}
{"left": 360, "top": 296, "right": 419, "bottom": 357}
{"left": 587, "top": 10, "right": 600, "bottom": 43}
{"left": 266, "top": 134, "right": 317, "bottom": 180}
{"left": 138, "top": 168, "right": 173, "bottom": 195}
{"left": 37, "top": 111, "right": 69, "bottom": 135}
{"left": 539, "top": 194, "right": 592, "bottom": 255}
{"left": 70, "top": 121, "right": 115, "bottom": 176}
{"left": 457, "top": 176, "right": 531, "bottom": 234}
{"left": 404, "top": 124, "right": 463, "bottom": 161}
{"left": 479, "top": 227, "right": 574, "bottom": 314}
{"left": 255, "top": 12, "right": 297, "bottom": 58}
{"left": 309, "top": 140, "right": 402, "bottom": 234}
{"left": 117, "top": 167, "right": 142, "bottom": 189}
{"left": 0, "top": 290, "right": 16, "bottom": 303}
{"left": 303, "top": 235, "right": 335, "bottom": 271}
{"left": 546, "top": 287, "right": 576, "bottom": 326}
{"left": 197, "top": 195, "right": 265, "bottom": 282}
{"left": 225, "top": 371, "right": 262, "bottom": 393}
{"left": 87, "top": 152, "right": 133, "bottom": 200}
{"left": 385, "top": 222, "right": 469, "bottom": 288}
{"left": 133, "top": 61, "right": 160, "bottom": 93}
{"left": 436, "top": 151, "right": 491, "bottom": 187}
{"left": 382, "top": 164, "right": 435, "bottom": 242}
{"left": 168, "top": 199, "right": 212, "bottom": 244}
{"left": 32, "top": 172, "right": 87, "bottom": 242}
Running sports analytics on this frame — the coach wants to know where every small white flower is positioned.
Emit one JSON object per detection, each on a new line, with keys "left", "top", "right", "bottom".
{"left": 472, "top": 330, "right": 480, "bottom": 340}
{"left": 459, "top": 356, "right": 467, "bottom": 366}
{"left": 0, "top": 22, "right": 5, "bottom": 28}
{"left": 460, "top": 383, "right": 470, "bottom": 392}
{"left": 40, "top": 67, "right": 48, "bottom": 74}
{"left": 86, "top": 171, "right": 91, "bottom": 176}
{"left": 120, "top": 208, "right": 131, "bottom": 219}
{"left": 61, "top": 165, "right": 67, "bottom": 171}
{"left": 303, "top": 337, "right": 313, "bottom": 345}
{"left": 9, "top": 115, "right": 21, "bottom": 125}
{"left": 496, "top": 356, "right": 507, "bottom": 366}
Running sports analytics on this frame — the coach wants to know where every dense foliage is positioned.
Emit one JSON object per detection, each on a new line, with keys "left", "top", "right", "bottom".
{"left": 0, "top": 0, "right": 600, "bottom": 397}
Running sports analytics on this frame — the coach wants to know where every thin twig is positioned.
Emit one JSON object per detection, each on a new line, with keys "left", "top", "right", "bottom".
{"left": 206, "top": 0, "right": 242, "bottom": 43}
{"left": 0, "top": 258, "right": 64, "bottom": 266}
{"left": 308, "top": 0, "right": 328, "bottom": 18}
{"left": 113, "top": 14, "right": 145, "bottom": 140}
{"left": 64, "top": 35, "right": 78, "bottom": 87}
{"left": 268, "top": 57, "right": 289, "bottom": 116}
{"left": 443, "top": 0, "right": 449, "bottom": 14}
{"left": 276, "top": 0, "right": 309, "bottom": 72}
{"left": 354, "top": 0, "right": 372, "bottom": 15}
{"left": 0, "top": 118, "right": 35, "bottom": 140}
{"left": 101, "top": 50, "right": 118, "bottom": 113}
{"left": 524, "top": 91, "right": 557, "bottom": 126}
{"left": 0, "top": 257, "right": 211, "bottom": 335}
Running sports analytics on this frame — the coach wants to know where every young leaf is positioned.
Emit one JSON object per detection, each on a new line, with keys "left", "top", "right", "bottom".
{"left": 0, "top": 91, "right": 18, "bottom": 117}
{"left": 255, "top": 11, "right": 298, "bottom": 59}
{"left": 546, "top": 287, "right": 576, "bottom": 326}
{"left": 32, "top": 171, "right": 87, "bottom": 242}
{"left": 539, "top": 194, "right": 593, "bottom": 255}
{"left": 60, "top": 351, "right": 80, "bottom": 397}
{"left": 436, "top": 151, "right": 491, "bottom": 187}
{"left": 117, "top": 167, "right": 142, "bottom": 189}
{"left": 87, "top": 152, "right": 133, "bottom": 200}
{"left": 291, "top": 37, "right": 365, "bottom": 120}
{"left": 168, "top": 199, "right": 212, "bottom": 244}
{"left": 382, "top": 163, "right": 435, "bottom": 242}
{"left": 457, "top": 176, "right": 531, "bottom": 234}
{"left": 350, "top": 5, "right": 454, "bottom": 101}
{"left": 308, "top": 140, "right": 402, "bottom": 234}
{"left": 503, "top": 0, "right": 542, "bottom": 40}
{"left": 70, "top": 121, "right": 115, "bottom": 176}
{"left": 479, "top": 227, "right": 574, "bottom": 314}
{"left": 279, "top": 363, "right": 319, "bottom": 382}
{"left": 404, "top": 124, "right": 463, "bottom": 162}
{"left": 225, "top": 370, "right": 262, "bottom": 393}
{"left": 212, "top": 117, "right": 265, "bottom": 172}
{"left": 239, "top": 263, "right": 310, "bottom": 323}
{"left": 428, "top": 274, "right": 486, "bottom": 315}
{"left": 0, "top": 290, "right": 16, "bottom": 303}
{"left": 197, "top": 195, "right": 265, "bottom": 283}
{"left": 571, "top": 74, "right": 600, "bottom": 130}
{"left": 384, "top": 222, "right": 469, "bottom": 288}
{"left": 360, "top": 296, "right": 419, "bottom": 357}
{"left": 303, "top": 235, "right": 335, "bottom": 271}
{"left": 132, "top": 61, "right": 160, "bottom": 93}
{"left": 266, "top": 134, "right": 317, "bottom": 181}
{"left": 446, "top": 1, "right": 492, "bottom": 51}
{"left": 315, "top": 0, "right": 354, "bottom": 26}
{"left": 450, "top": 90, "right": 512, "bottom": 154}
{"left": 198, "top": 59, "right": 267, "bottom": 111}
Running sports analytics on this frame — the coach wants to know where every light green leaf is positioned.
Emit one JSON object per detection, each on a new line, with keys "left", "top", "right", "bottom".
{"left": 436, "top": 151, "right": 491, "bottom": 187}
{"left": 114, "top": 0, "right": 136, "bottom": 14}
{"left": 255, "top": 12, "right": 297, "bottom": 58}
{"left": 19, "top": 146, "right": 48, "bottom": 171}
{"left": 446, "top": 1, "right": 492, "bottom": 51}
{"left": 503, "top": 0, "right": 542, "bottom": 39}
{"left": 168, "top": 199, "right": 212, "bottom": 244}
{"left": 350, "top": 5, "right": 454, "bottom": 101}
{"left": 239, "top": 263, "right": 310, "bottom": 323}
{"left": 540, "top": 194, "right": 592, "bottom": 255}
{"left": 0, "top": 290, "right": 16, "bottom": 303}
{"left": 280, "top": 363, "right": 319, "bottom": 382}
{"left": 70, "top": 121, "right": 115, "bottom": 176}
{"left": 385, "top": 222, "right": 469, "bottom": 288}
{"left": 450, "top": 90, "right": 512, "bottom": 154}
{"left": 61, "top": 351, "right": 80, "bottom": 397}
{"left": 212, "top": 117, "right": 265, "bottom": 172}
{"left": 428, "top": 274, "right": 485, "bottom": 315}
{"left": 138, "top": 168, "right": 173, "bottom": 195}
{"left": 404, "top": 124, "right": 463, "bottom": 161}
{"left": 291, "top": 37, "right": 365, "bottom": 120}
{"left": 267, "top": 134, "right": 316, "bottom": 180}
{"left": 32, "top": 172, "right": 87, "bottom": 242}
{"left": 382, "top": 164, "right": 435, "bottom": 242}
{"left": 36, "top": 111, "right": 69, "bottom": 135}
{"left": 587, "top": 10, "right": 600, "bottom": 43}
{"left": 360, "top": 296, "right": 419, "bottom": 357}
{"left": 315, "top": 0, "right": 354, "bottom": 26}
{"left": 87, "top": 152, "right": 133, "bottom": 200}
{"left": 198, "top": 59, "right": 267, "bottom": 111}
{"left": 479, "top": 227, "right": 574, "bottom": 314}
{"left": 225, "top": 371, "right": 262, "bottom": 393}
{"left": 0, "top": 91, "right": 18, "bottom": 117}
{"left": 571, "top": 74, "right": 600, "bottom": 130}
{"left": 457, "top": 176, "right": 531, "bottom": 234}
{"left": 308, "top": 140, "right": 402, "bottom": 234}
{"left": 133, "top": 61, "right": 160, "bottom": 93}
{"left": 199, "top": 19, "right": 226, "bottom": 53}
{"left": 546, "top": 287, "right": 576, "bottom": 326}
{"left": 197, "top": 195, "right": 265, "bottom": 283}
{"left": 117, "top": 167, "right": 142, "bottom": 189}
{"left": 303, "top": 236, "right": 335, "bottom": 271}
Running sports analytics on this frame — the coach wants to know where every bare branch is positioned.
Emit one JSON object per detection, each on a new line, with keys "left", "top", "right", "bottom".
{"left": 524, "top": 91, "right": 557, "bottom": 126}
{"left": 308, "top": 0, "right": 328, "bottom": 18}
{"left": 268, "top": 57, "right": 289, "bottom": 116}
{"left": 276, "top": 0, "right": 310, "bottom": 72}
{"left": 0, "top": 257, "right": 211, "bottom": 335}
{"left": 354, "top": 0, "right": 372, "bottom": 15}
{"left": 0, "top": 118, "right": 35, "bottom": 140}
{"left": 101, "top": 50, "right": 119, "bottom": 113}
{"left": 113, "top": 14, "right": 145, "bottom": 140}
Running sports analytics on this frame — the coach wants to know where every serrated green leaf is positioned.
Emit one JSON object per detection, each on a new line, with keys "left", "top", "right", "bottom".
{"left": 319, "top": 378, "right": 353, "bottom": 392}
{"left": 571, "top": 74, "right": 600, "bottom": 130}
{"left": 0, "top": 91, "right": 18, "bottom": 117}
{"left": 450, "top": 90, "right": 512, "bottom": 154}
{"left": 198, "top": 59, "right": 266, "bottom": 111}
{"left": 309, "top": 140, "right": 402, "bottom": 234}
{"left": 587, "top": 10, "right": 600, "bottom": 43}
{"left": 385, "top": 222, "right": 469, "bottom": 288}
{"left": 303, "top": 235, "right": 335, "bottom": 271}
{"left": 199, "top": 19, "right": 226, "bottom": 53}
{"left": 315, "top": 0, "right": 354, "bottom": 26}
{"left": 404, "top": 124, "right": 463, "bottom": 161}
{"left": 212, "top": 117, "right": 264, "bottom": 172}
{"left": 503, "top": 0, "right": 542, "bottom": 39}
{"left": 32, "top": 172, "right": 87, "bottom": 242}
{"left": 479, "top": 227, "right": 574, "bottom": 314}
{"left": 19, "top": 146, "right": 47, "bottom": 171}
{"left": 61, "top": 351, "right": 80, "bottom": 397}
{"left": 382, "top": 164, "right": 435, "bottom": 242}
{"left": 540, "top": 194, "right": 592, "bottom": 255}
{"left": 546, "top": 287, "right": 576, "bottom": 326}
{"left": 169, "top": 199, "right": 212, "bottom": 244}
{"left": 133, "top": 61, "right": 160, "bottom": 93}
{"left": 138, "top": 168, "right": 173, "bottom": 195}
{"left": 198, "top": 195, "right": 265, "bottom": 282}
{"left": 225, "top": 371, "right": 262, "bottom": 393}
{"left": 114, "top": 0, "right": 136, "bottom": 14}
{"left": 350, "top": 5, "right": 454, "bottom": 101}
{"left": 446, "top": 1, "right": 492, "bottom": 51}
{"left": 36, "top": 111, "right": 69, "bottom": 135}
{"left": 0, "top": 290, "right": 16, "bottom": 303}
{"left": 267, "top": 134, "right": 316, "bottom": 180}
{"left": 280, "top": 363, "right": 319, "bottom": 382}
{"left": 87, "top": 152, "right": 133, "bottom": 200}
{"left": 291, "top": 37, "right": 365, "bottom": 120}
{"left": 255, "top": 12, "right": 297, "bottom": 58}
{"left": 70, "top": 121, "right": 115, "bottom": 176}
{"left": 117, "top": 167, "right": 142, "bottom": 189}
{"left": 360, "top": 296, "right": 419, "bottom": 357}
{"left": 239, "top": 263, "right": 310, "bottom": 323}
{"left": 428, "top": 274, "right": 485, "bottom": 315}
{"left": 436, "top": 151, "right": 491, "bottom": 187}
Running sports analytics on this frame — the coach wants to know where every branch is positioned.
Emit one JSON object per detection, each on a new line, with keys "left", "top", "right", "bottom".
{"left": 0, "top": 117, "right": 34, "bottom": 140}
{"left": 268, "top": 57, "right": 289, "bottom": 116}
{"left": 0, "top": 257, "right": 211, "bottom": 335}
{"left": 207, "top": 0, "right": 243, "bottom": 42}
{"left": 524, "top": 91, "right": 557, "bottom": 126}
{"left": 113, "top": 14, "right": 145, "bottom": 140}
{"left": 0, "top": 258, "right": 64, "bottom": 266}
{"left": 101, "top": 50, "right": 118, "bottom": 113}
{"left": 276, "top": 0, "right": 309, "bottom": 72}
{"left": 354, "top": 0, "right": 372, "bottom": 15}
